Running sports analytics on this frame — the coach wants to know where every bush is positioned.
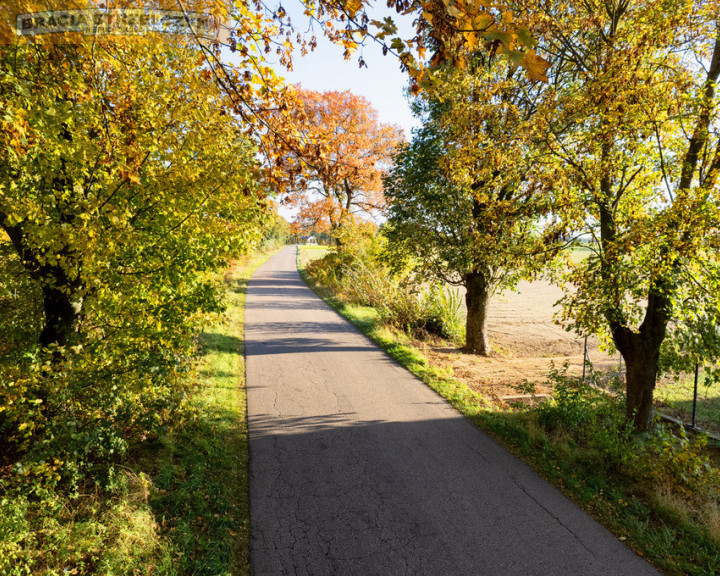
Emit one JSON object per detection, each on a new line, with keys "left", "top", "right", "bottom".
{"left": 0, "top": 265, "right": 231, "bottom": 494}
{"left": 2, "top": 341, "right": 195, "bottom": 494}
{"left": 305, "top": 251, "right": 357, "bottom": 290}
{"left": 342, "top": 260, "right": 427, "bottom": 330}
{"left": 632, "top": 426, "right": 720, "bottom": 497}
{"left": 536, "top": 367, "right": 632, "bottom": 472}
{"left": 305, "top": 239, "right": 468, "bottom": 344}
{"left": 536, "top": 367, "right": 720, "bottom": 496}
{"left": 0, "top": 473, "right": 169, "bottom": 575}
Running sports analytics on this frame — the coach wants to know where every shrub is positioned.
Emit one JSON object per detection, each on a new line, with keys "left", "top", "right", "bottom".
{"left": 306, "top": 242, "right": 468, "bottom": 343}
{"left": 536, "top": 366, "right": 720, "bottom": 496}
{"left": 631, "top": 426, "right": 720, "bottom": 497}
{"left": 0, "top": 268, "right": 225, "bottom": 493}
{"left": 0, "top": 473, "right": 168, "bottom": 575}
{"left": 305, "top": 251, "right": 357, "bottom": 290}
{"left": 342, "top": 260, "right": 427, "bottom": 329}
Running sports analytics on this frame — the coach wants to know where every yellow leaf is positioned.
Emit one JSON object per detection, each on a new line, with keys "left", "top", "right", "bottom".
{"left": 346, "top": 0, "right": 363, "bottom": 15}
{"left": 522, "top": 50, "right": 551, "bottom": 83}
{"left": 472, "top": 14, "right": 493, "bottom": 30}
{"left": 463, "top": 31, "right": 479, "bottom": 50}
{"left": 447, "top": 6, "right": 461, "bottom": 18}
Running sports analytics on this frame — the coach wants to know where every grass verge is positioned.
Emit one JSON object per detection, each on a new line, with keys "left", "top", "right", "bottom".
{"left": 142, "top": 248, "right": 276, "bottom": 575}
{"left": 297, "top": 246, "right": 720, "bottom": 576}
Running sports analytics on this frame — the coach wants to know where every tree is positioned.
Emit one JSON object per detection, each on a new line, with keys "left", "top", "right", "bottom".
{"left": 274, "top": 87, "right": 403, "bottom": 242}
{"left": 1, "top": 40, "right": 267, "bottom": 349}
{"left": 0, "top": 38, "right": 269, "bottom": 479}
{"left": 385, "top": 57, "right": 559, "bottom": 354}
{"left": 531, "top": 0, "right": 720, "bottom": 430}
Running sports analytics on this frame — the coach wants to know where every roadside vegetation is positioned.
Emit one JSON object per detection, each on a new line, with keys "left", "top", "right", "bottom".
{"left": 0, "top": 243, "right": 278, "bottom": 574}
{"left": 299, "top": 240, "right": 720, "bottom": 576}
{"left": 142, "top": 247, "right": 278, "bottom": 575}
{"left": 4, "top": 0, "right": 720, "bottom": 573}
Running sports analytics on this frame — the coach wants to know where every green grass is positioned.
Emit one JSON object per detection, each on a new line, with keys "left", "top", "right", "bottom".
{"left": 657, "top": 373, "right": 720, "bottom": 433}
{"left": 297, "top": 244, "right": 330, "bottom": 268}
{"left": 300, "top": 244, "right": 331, "bottom": 251}
{"left": 297, "top": 246, "right": 720, "bottom": 576}
{"left": 143, "top": 249, "right": 276, "bottom": 575}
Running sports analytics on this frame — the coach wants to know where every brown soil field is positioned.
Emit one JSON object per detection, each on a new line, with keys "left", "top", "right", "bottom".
{"left": 422, "top": 279, "right": 623, "bottom": 406}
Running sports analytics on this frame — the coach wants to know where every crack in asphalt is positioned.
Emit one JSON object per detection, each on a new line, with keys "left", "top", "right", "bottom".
{"left": 510, "top": 474, "right": 596, "bottom": 557}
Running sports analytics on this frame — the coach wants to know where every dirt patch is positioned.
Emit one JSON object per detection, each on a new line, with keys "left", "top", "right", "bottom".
{"left": 420, "top": 279, "right": 623, "bottom": 406}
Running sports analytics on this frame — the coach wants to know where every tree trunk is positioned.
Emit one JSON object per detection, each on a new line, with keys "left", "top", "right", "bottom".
{"left": 464, "top": 271, "right": 491, "bottom": 355}
{"left": 39, "top": 285, "right": 80, "bottom": 348}
{"left": 0, "top": 218, "right": 82, "bottom": 348}
{"left": 621, "top": 339, "right": 660, "bottom": 431}
{"left": 610, "top": 287, "right": 670, "bottom": 432}
{"left": 597, "top": 166, "right": 670, "bottom": 431}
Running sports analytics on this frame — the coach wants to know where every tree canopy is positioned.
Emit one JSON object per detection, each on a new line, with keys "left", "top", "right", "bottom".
{"left": 275, "top": 87, "right": 404, "bottom": 238}
{"left": 385, "top": 53, "right": 560, "bottom": 354}
{"left": 0, "top": 36, "right": 269, "bottom": 486}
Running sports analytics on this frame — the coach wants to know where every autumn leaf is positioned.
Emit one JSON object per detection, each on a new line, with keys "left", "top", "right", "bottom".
{"left": 268, "top": 87, "right": 403, "bottom": 237}
{"left": 521, "top": 50, "right": 551, "bottom": 82}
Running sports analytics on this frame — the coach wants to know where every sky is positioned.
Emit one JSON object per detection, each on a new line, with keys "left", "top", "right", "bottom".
{"left": 271, "top": 2, "right": 421, "bottom": 140}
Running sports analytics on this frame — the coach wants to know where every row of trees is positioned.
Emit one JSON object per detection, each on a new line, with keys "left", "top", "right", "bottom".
{"left": 3, "top": 0, "right": 718, "bottom": 482}
{"left": 381, "top": 0, "right": 720, "bottom": 431}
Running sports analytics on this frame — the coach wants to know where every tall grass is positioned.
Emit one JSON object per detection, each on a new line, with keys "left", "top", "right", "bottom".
{"left": 306, "top": 247, "right": 466, "bottom": 343}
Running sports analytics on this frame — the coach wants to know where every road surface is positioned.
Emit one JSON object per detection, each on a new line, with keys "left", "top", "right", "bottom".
{"left": 245, "top": 246, "right": 658, "bottom": 576}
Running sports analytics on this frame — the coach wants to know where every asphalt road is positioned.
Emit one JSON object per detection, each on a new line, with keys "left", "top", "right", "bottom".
{"left": 245, "top": 246, "right": 659, "bottom": 576}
